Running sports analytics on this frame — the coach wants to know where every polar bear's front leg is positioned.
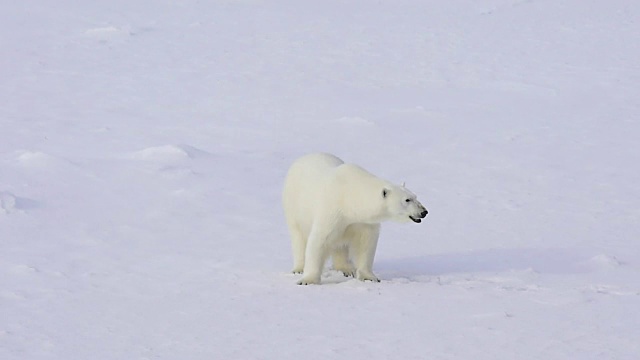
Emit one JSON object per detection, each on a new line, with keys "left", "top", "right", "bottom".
{"left": 350, "top": 224, "right": 381, "bottom": 282}
{"left": 331, "top": 246, "right": 355, "bottom": 277}
{"left": 287, "top": 224, "right": 306, "bottom": 274}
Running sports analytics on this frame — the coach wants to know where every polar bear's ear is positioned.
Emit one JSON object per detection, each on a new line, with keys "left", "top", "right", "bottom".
{"left": 382, "top": 188, "right": 389, "bottom": 198}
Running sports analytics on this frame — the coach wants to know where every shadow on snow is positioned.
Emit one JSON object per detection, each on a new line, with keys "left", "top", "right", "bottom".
{"left": 376, "top": 247, "right": 607, "bottom": 278}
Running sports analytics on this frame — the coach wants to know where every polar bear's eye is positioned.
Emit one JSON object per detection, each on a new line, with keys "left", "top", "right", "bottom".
{"left": 405, "top": 198, "right": 412, "bottom": 203}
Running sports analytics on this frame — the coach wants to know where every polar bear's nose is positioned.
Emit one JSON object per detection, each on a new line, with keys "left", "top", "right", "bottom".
{"left": 420, "top": 210, "right": 428, "bottom": 218}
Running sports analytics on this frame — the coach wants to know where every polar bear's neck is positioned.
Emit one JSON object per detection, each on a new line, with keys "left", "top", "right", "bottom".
{"left": 329, "top": 164, "right": 394, "bottom": 223}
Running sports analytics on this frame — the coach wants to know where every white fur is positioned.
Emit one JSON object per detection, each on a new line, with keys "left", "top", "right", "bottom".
{"left": 282, "top": 153, "right": 427, "bottom": 285}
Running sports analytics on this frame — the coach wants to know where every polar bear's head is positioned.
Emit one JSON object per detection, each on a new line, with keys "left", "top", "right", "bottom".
{"left": 382, "top": 185, "right": 428, "bottom": 223}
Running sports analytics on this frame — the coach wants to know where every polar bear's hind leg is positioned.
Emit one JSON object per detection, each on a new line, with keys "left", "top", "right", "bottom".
{"left": 287, "top": 222, "right": 306, "bottom": 274}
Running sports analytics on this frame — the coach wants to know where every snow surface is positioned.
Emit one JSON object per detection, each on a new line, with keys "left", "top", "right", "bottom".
{"left": 2, "top": 1, "right": 639, "bottom": 359}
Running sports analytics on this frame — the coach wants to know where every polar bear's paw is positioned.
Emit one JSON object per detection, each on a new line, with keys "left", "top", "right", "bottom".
{"left": 291, "top": 267, "right": 304, "bottom": 274}
{"left": 357, "top": 270, "right": 380, "bottom": 283}
{"left": 334, "top": 266, "right": 356, "bottom": 278}
{"left": 297, "top": 276, "right": 321, "bottom": 285}
{"left": 342, "top": 270, "right": 356, "bottom": 278}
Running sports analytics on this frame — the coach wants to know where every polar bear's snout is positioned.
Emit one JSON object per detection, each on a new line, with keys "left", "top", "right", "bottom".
{"left": 409, "top": 203, "right": 428, "bottom": 223}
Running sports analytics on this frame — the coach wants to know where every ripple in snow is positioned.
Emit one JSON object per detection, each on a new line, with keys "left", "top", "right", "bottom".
{"left": 14, "top": 151, "right": 78, "bottom": 170}
{"left": 17, "top": 151, "right": 56, "bottom": 166}
{"left": 131, "top": 144, "right": 209, "bottom": 162}
{"left": 334, "top": 116, "right": 375, "bottom": 126}
{"left": 587, "top": 254, "right": 622, "bottom": 269}
{"left": 84, "top": 26, "right": 133, "bottom": 40}
{"left": 0, "top": 192, "right": 39, "bottom": 213}
{"left": 0, "top": 192, "right": 17, "bottom": 213}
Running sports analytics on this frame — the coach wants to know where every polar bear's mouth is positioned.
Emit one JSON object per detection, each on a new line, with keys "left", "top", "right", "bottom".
{"left": 409, "top": 216, "right": 422, "bottom": 223}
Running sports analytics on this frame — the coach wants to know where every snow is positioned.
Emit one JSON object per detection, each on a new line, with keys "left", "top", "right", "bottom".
{"left": 1, "top": 1, "right": 639, "bottom": 359}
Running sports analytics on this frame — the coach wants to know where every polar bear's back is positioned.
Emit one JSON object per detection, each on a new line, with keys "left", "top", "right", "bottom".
{"left": 290, "top": 152, "right": 344, "bottom": 172}
{"left": 282, "top": 153, "right": 344, "bottom": 232}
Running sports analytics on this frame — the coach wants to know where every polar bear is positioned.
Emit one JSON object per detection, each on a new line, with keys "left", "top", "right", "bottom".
{"left": 282, "top": 153, "right": 428, "bottom": 285}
